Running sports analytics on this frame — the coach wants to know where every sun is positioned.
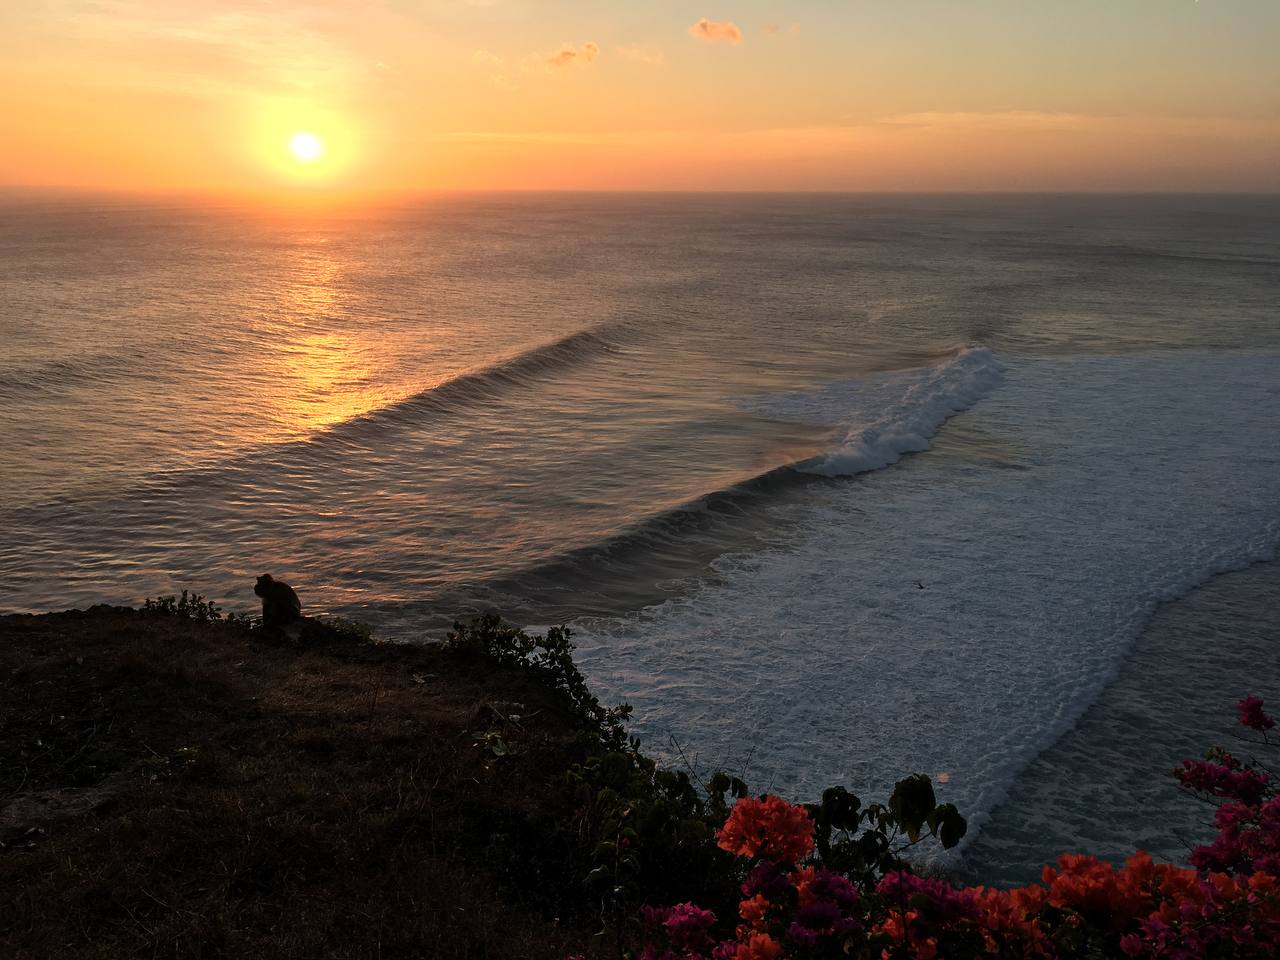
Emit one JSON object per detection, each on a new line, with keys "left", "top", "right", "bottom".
{"left": 289, "top": 131, "right": 325, "bottom": 163}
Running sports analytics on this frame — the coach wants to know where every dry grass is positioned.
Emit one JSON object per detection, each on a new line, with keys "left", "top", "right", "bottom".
{"left": 1, "top": 607, "right": 606, "bottom": 959}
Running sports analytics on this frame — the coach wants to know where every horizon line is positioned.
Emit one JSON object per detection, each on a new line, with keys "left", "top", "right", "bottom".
{"left": 4, "top": 185, "right": 1280, "bottom": 202}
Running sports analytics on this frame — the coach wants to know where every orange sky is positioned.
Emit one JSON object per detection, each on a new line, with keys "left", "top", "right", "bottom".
{"left": 2, "top": 1, "right": 1278, "bottom": 197}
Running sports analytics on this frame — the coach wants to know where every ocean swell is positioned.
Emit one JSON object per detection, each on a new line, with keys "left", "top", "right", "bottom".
{"left": 428, "top": 348, "right": 1007, "bottom": 620}
{"left": 324, "top": 325, "right": 622, "bottom": 439}
{"left": 0, "top": 351, "right": 147, "bottom": 401}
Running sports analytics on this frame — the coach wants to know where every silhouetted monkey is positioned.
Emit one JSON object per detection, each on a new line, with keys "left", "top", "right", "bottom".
{"left": 254, "top": 574, "right": 302, "bottom": 629}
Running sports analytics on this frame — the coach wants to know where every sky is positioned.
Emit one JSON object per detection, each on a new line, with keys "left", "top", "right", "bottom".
{"left": 2, "top": 1, "right": 1278, "bottom": 196}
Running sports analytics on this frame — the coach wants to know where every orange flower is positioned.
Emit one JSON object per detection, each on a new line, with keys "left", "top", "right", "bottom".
{"left": 736, "top": 931, "right": 783, "bottom": 960}
{"left": 973, "top": 887, "right": 1052, "bottom": 957}
{"left": 738, "top": 894, "right": 770, "bottom": 928}
{"left": 875, "top": 914, "right": 905, "bottom": 942}
{"left": 716, "top": 794, "right": 815, "bottom": 863}
{"left": 1248, "top": 871, "right": 1278, "bottom": 897}
{"left": 872, "top": 914, "right": 936, "bottom": 960}
{"left": 1009, "top": 883, "right": 1048, "bottom": 916}
{"left": 792, "top": 865, "right": 817, "bottom": 906}
{"left": 1043, "top": 853, "right": 1148, "bottom": 929}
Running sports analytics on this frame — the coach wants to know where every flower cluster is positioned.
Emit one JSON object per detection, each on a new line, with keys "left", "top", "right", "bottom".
{"left": 633, "top": 695, "right": 1280, "bottom": 959}
{"left": 640, "top": 903, "right": 718, "bottom": 960}
{"left": 1238, "top": 694, "right": 1276, "bottom": 732}
{"left": 1118, "top": 870, "right": 1280, "bottom": 959}
{"left": 1175, "top": 753, "right": 1270, "bottom": 806}
{"left": 716, "top": 794, "right": 816, "bottom": 864}
{"left": 640, "top": 841, "right": 864, "bottom": 959}
{"left": 1189, "top": 797, "right": 1280, "bottom": 876}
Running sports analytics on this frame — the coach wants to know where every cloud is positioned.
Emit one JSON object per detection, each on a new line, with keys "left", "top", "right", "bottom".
{"left": 546, "top": 40, "right": 600, "bottom": 67}
{"left": 617, "top": 44, "right": 664, "bottom": 66}
{"left": 872, "top": 110, "right": 1278, "bottom": 144}
{"left": 688, "top": 18, "right": 742, "bottom": 45}
{"left": 878, "top": 111, "right": 1097, "bottom": 131}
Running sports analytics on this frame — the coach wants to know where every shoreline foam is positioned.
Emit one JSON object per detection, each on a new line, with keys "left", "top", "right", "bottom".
{"left": 574, "top": 350, "right": 1280, "bottom": 872}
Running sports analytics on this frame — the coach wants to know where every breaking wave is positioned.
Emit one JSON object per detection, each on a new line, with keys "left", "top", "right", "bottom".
{"left": 735, "top": 345, "right": 1004, "bottom": 477}
{"left": 801, "top": 347, "right": 1003, "bottom": 476}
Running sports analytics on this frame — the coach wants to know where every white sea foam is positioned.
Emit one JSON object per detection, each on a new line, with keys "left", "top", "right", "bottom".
{"left": 571, "top": 350, "right": 1280, "bottom": 867}
{"left": 756, "top": 346, "right": 1005, "bottom": 477}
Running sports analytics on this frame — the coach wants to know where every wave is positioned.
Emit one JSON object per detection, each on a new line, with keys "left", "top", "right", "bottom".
{"left": 322, "top": 325, "right": 622, "bottom": 440}
{"left": 800, "top": 347, "right": 1003, "bottom": 476}
{"left": 0, "top": 351, "right": 143, "bottom": 400}
{"left": 0, "top": 323, "right": 627, "bottom": 521}
{"left": 407, "top": 347, "right": 1005, "bottom": 622}
{"left": 734, "top": 345, "right": 1004, "bottom": 478}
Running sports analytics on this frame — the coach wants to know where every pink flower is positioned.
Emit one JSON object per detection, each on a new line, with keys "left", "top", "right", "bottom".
{"left": 641, "top": 902, "right": 718, "bottom": 954}
{"left": 1176, "top": 758, "right": 1270, "bottom": 806}
{"left": 1238, "top": 695, "right": 1276, "bottom": 732}
{"left": 666, "top": 902, "right": 718, "bottom": 952}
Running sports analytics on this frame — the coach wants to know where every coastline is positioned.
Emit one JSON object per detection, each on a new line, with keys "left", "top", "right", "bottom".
{"left": 964, "top": 555, "right": 1280, "bottom": 886}
{"left": 4, "top": 574, "right": 1278, "bottom": 955}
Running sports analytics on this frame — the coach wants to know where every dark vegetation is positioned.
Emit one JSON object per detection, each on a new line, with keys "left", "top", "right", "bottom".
{"left": 1, "top": 600, "right": 964, "bottom": 959}
{"left": 2, "top": 604, "right": 602, "bottom": 958}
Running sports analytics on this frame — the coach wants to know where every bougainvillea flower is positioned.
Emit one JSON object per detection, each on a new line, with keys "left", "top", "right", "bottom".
{"left": 716, "top": 794, "right": 815, "bottom": 863}
{"left": 734, "top": 931, "right": 783, "bottom": 960}
{"left": 1239, "top": 695, "right": 1276, "bottom": 731}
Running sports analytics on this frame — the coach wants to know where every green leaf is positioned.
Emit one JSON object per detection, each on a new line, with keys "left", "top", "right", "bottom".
{"left": 821, "top": 786, "right": 861, "bottom": 831}
{"left": 889, "top": 775, "right": 936, "bottom": 842}
{"left": 932, "top": 804, "right": 968, "bottom": 849}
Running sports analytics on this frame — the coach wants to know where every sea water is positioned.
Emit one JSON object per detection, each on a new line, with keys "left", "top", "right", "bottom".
{"left": 2, "top": 192, "right": 1278, "bottom": 879}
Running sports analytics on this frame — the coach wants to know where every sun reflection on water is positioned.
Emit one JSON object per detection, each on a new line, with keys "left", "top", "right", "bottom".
{"left": 256, "top": 238, "right": 404, "bottom": 435}
{"left": 272, "top": 330, "right": 387, "bottom": 431}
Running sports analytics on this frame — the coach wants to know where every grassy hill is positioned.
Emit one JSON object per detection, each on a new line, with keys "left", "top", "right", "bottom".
{"left": 1, "top": 606, "right": 611, "bottom": 959}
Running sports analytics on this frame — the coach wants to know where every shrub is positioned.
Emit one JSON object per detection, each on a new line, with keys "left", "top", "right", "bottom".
{"left": 443, "top": 616, "right": 750, "bottom": 941}
{"left": 320, "top": 616, "right": 375, "bottom": 644}
{"left": 444, "top": 614, "right": 632, "bottom": 747}
{"left": 143, "top": 590, "right": 233, "bottom": 624}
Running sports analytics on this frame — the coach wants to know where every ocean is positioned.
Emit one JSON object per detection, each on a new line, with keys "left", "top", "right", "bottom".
{"left": 2, "top": 192, "right": 1278, "bottom": 882}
